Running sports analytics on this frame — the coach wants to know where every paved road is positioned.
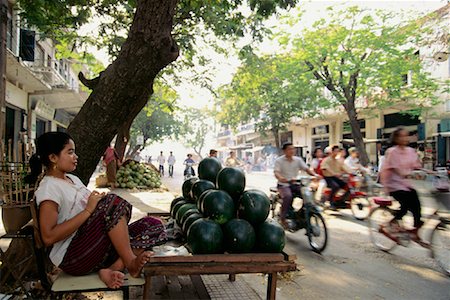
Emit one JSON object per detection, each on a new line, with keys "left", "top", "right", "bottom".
{"left": 160, "top": 168, "right": 450, "bottom": 300}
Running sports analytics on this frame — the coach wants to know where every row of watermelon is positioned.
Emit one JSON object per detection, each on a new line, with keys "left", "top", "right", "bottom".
{"left": 170, "top": 157, "right": 286, "bottom": 254}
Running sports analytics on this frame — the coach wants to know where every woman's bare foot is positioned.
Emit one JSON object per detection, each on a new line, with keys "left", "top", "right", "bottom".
{"left": 128, "top": 251, "right": 153, "bottom": 278}
{"left": 98, "top": 269, "right": 125, "bottom": 289}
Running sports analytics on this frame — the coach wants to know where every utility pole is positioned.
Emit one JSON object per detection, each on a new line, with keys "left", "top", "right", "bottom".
{"left": 0, "top": 0, "right": 8, "bottom": 161}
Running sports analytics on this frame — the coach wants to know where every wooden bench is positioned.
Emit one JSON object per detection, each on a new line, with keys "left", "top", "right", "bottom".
{"left": 143, "top": 252, "right": 297, "bottom": 300}
{"left": 28, "top": 199, "right": 145, "bottom": 298}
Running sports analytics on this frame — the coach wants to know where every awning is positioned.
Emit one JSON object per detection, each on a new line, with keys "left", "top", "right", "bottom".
{"left": 229, "top": 144, "right": 253, "bottom": 150}
{"left": 341, "top": 138, "right": 388, "bottom": 144}
{"left": 246, "top": 146, "right": 265, "bottom": 153}
{"left": 433, "top": 131, "right": 450, "bottom": 137}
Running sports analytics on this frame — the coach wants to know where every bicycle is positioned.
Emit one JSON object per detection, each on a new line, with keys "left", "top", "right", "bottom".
{"left": 270, "top": 176, "right": 328, "bottom": 253}
{"left": 367, "top": 172, "right": 450, "bottom": 276}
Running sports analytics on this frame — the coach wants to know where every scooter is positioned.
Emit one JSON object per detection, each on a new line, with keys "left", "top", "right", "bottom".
{"left": 319, "top": 173, "right": 371, "bottom": 220}
{"left": 184, "top": 163, "right": 195, "bottom": 180}
{"left": 270, "top": 176, "right": 328, "bottom": 253}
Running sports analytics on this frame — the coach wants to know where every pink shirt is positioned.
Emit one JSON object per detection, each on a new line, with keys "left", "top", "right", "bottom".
{"left": 103, "top": 147, "right": 118, "bottom": 165}
{"left": 380, "top": 146, "right": 421, "bottom": 193}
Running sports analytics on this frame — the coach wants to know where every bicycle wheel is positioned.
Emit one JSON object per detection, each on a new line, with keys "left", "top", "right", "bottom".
{"left": 350, "top": 196, "right": 371, "bottom": 220}
{"left": 306, "top": 212, "right": 328, "bottom": 253}
{"left": 368, "top": 206, "right": 398, "bottom": 252}
{"left": 431, "top": 221, "right": 450, "bottom": 276}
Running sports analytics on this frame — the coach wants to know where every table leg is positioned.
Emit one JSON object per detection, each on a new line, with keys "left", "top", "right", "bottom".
{"left": 266, "top": 272, "right": 277, "bottom": 300}
{"left": 143, "top": 275, "right": 152, "bottom": 300}
{"left": 228, "top": 274, "right": 236, "bottom": 282}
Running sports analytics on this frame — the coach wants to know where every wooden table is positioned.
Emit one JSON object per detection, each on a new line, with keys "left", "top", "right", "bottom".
{"left": 143, "top": 252, "right": 297, "bottom": 300}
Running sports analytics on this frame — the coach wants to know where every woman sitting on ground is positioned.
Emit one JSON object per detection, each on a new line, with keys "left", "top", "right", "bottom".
{"left": 32, "top": 132, "right": 167, "bottom": 289}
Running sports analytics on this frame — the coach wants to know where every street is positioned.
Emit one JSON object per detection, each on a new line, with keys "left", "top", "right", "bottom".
{"left": 160, "top": 166, "right": 450, "bottom": 299}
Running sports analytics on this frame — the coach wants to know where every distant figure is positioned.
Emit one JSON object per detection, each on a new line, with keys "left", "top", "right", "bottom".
{"left": 167, "top": 151, "right": 176, "bottom": 178}
{"left": 103, "top": 145, "right": 120, "bottom": 188}
{"left": 183, "top": 154, "right": 196, "bottom": 178}
{"left": 225, "top": 151, "right": 243, "bottom": 168}
{"left": 134, "top": 151, "right": 142, "bottom": 163}
{"left": 157, "top": 151, "right": 166, "bottom": 176}
{"left": 209, "top": 149, "right": 218, "bottom": 157}
{"left": 148, "top": 156, "right": 152, "bottom": 163}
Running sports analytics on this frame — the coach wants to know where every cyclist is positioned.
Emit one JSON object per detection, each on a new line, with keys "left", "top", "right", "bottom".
{"left": 274, "top": 143, "right": 321, "bottom": 229}
{"left": 183, "top": 154, "right": 196, "bottom": 178}
{"left": 379, "top": 127, "right": 427, "bottom": 245}
{"left": 320, "top": 145, "right": 351, "bottom": 209}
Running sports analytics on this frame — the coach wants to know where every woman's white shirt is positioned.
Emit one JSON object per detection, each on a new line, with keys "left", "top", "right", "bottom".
{"left": 35, "top": 174, "right": 90, "bottom": 266}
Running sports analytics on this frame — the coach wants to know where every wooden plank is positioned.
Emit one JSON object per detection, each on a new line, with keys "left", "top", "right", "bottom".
{"left": 190, "top": 275, "right": 210, "bottom": 300}
{"left": 281, "top": 251, "right": 297, "bottom": 262}
{"left": 150, "top": 275, "right": 167, "bottom": 299}
{"left": 145, "top": 261, "right": 297, "bottom": 276}
{"left": 148, "top": 253, "right": 285, "bottom": 264}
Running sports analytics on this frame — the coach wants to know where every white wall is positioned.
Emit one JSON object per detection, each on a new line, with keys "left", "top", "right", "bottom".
{"left": 5, "top": 81, "right": 28, "bottom": 110}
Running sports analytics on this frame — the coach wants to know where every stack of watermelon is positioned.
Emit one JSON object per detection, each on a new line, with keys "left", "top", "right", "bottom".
{"left": 170, "top": 157, "right": 285, "bottom": 254}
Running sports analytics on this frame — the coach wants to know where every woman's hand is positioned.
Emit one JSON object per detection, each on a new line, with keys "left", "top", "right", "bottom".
{"left": 86, "top": 190, "right": 105, "bottom": 213}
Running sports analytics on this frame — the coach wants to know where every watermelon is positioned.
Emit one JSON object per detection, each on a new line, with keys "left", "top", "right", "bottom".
{"left": 191, "top": 180, "right": 216, "bottom": 201}
{"left": 256, "top": 220, "right": 286, "bottom": 253}
{"left": 216, "top": 167, "right": 246, "bottom": 202}
{"left": 223, "top": 219, "right": 256, "bottom": 253}
{"left": 182, "top": 177, "right": 199, "bottom": 201}
{"left": 187, "top": 219, "right": 224, "bottom": 254}
{"left": 182, "top": 212, "right": 203, "bottom": 234}
{"left": 170, "top": 196, "right": 186, "bottom": 211}
{"left": 238, "top": 190, "right": 270, "bottom": 225}
{"left": 175, "top": 203, "right": 197, "bottom": 225}
{"left": 202, "top": 190, "right": 235, "bottom": 224}
{"left": 197, "top": 189, "right": 214, "bottom": 213}
{"left": 170, "top": 199, "right": 189, "bottom": 219}
{"left": 198, "top": 157, "right": 222, "bottom": 183}
{"left": 179, "top": 207, "right": 200, "bottom": 228}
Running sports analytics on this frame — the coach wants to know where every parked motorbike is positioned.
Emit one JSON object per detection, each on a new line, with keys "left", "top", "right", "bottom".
{"left": 270, "top": 176, "right": 328, "bottom": 253}
{"left": 319, "top": 173, "right": 372, "bottom": 220}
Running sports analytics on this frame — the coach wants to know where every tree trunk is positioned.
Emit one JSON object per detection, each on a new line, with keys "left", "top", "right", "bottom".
{"left": 344, "top": 100, "right": 369, "bottom": 166}
{"left": 115, "top": 120, "right": 134, "bottom": 162}
{"left": 272, "top": 128, "right": 281, "bottom": 152}
{"left": 67, "top": 0, "right": 179, "bottom": 184}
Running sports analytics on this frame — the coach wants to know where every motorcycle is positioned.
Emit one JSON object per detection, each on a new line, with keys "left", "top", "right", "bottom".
{"left": 270, "top": 176, "right": 328, "bottom": 253}
{"left": 184, "top": 162, "right": 195, "bottom": 180}
{"left": 319, "top": 173, "right": 372, "bottom": 220}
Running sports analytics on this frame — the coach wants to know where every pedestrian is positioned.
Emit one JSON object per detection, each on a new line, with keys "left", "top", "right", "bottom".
{"left": 225, "top": 151, "right": 243, "bottom": 168}
{"left": 134, "top": 151, "right": 142, "bottom": 163}
{"left": 103, "top": 144, "right": 120, "bottom": 189}
{"left": 167, "top": 151, "right": 176, "bottom": 177}
{"left": 209, "top": 149, "right": 218, "bottom": 158}
{"left": 157, "top": 151, "right": 165, "bottom": 176}
{"left": 30, "top": 132, "right": 167, "bottom": 289}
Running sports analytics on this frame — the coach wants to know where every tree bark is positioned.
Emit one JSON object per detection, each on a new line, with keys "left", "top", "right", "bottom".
{"left": 115, "top": 119, "right": 133, "bottom": 162}
{"left": 344, "top": 99, "right": 369, "bottom": 166}
{"left": 67, "top": 0, "right": 179, "bottom": 184}
{"left": 272, "top": 128, "right": 281, "bottom": 152}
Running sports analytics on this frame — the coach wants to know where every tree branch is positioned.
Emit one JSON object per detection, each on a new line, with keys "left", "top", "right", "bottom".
{"left": 78, "top": 71, "right": 103, "bottom": 90}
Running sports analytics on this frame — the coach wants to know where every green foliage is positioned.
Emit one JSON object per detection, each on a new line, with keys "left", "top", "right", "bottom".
{"left": 178, "top": 107, "right": 212, "bottom": 158}
{"left": 216, "top": 53, "right": 328, "bottom": 140}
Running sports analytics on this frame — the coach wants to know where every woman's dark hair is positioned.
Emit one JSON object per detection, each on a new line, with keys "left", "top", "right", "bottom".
{"left": 312, "top": 147, "right": 322, "bottom": 158}
{"left": 390, "top": 127, "right": 407, "bottom": 146}
{"left": 36, "top": 132, "right": 73, "bottom": 167}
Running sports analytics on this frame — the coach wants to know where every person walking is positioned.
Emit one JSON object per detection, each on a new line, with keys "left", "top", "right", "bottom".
{"left": 103, "top": 145, "right": 120, "bottom": 188}
{"left": 167, "top": 151, "right": 176, "bottom": 178}
{"left": 157, "top": 151, "right": 166, "bottom": 176}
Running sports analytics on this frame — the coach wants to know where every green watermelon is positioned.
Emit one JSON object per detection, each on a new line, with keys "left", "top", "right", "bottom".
{"left": 198, "top": 157, "right": 222, "bottom": 183}
{"left": 202, "top": 190, "right": 235, "bottom": 224}
{"left": 191, "top": 180, "right": 216, "bottom": 201}
{"left": 216, "top": 167, "right": 246, "bottom": 202}
{"left": 182, "top": 212, "right": 203, "bottom": 234}
{"left": 187, "top": 219, "right": 224, "bottom": 254}
{"left": 182, "top": 177, "right": 199, "bottom": 201}
{"left": 171, "top": 200, "right": 189, "bottom": 219}
{"left": 223, "top": 219, "right": 256, "bottom": 253}
{"left": 256, "top": 220, "right": 286, "bottom": 253}
{"left": 175, "top": 203, "right": 197, "bottom": 225}
{"left": 170, "top": 196, "right": 186, "bottom": 211}
{"left": 238, "top": 190, "right": 270, "bottom": 225}
{"left": 179, "top": 207, "right": 200, "bottom": 228}
{"left": 197, "top": 189, "right": 214, "bottom": 213}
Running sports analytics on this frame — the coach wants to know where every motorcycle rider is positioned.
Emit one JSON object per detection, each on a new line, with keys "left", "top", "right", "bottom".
{"left": 183, "top": 154, "right": 196, "bottom": 178}
{"left": 344, "top": 147, "right": 370, "bottom": 174}
{"left": 274, "top": 143, "right": 321, "bottom": 229}
{"left": 320, "top": 145, "right": 351, "bottom": 209}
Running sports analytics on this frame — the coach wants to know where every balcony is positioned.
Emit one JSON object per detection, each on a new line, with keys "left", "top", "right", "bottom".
{"left": 217, "top": 129, "right": 231, "bottom": 139}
